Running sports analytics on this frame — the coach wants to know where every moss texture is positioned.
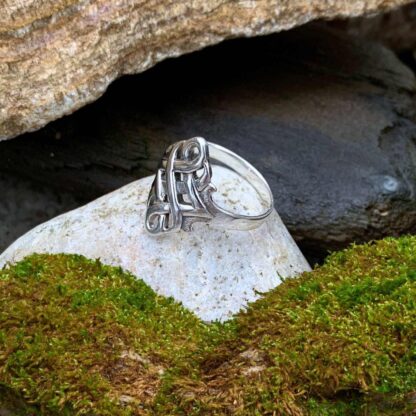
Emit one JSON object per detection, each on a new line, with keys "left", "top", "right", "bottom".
{"left": 1, "top": 236, "right": 416, "bottom": 415}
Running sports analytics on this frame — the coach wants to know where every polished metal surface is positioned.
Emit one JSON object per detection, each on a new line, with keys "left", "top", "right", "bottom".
{"left": 145, "top": 137, "right": 273, "bottom": 235}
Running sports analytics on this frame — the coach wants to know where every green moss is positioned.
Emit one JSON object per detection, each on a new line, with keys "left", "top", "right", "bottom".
{"left": 1, "top": 236, "right": 416, "bottom": 415}
{"left": 0, "top": 254, "right": 231, "bottom": 415}
{"left": 159, "top": 236, "right": 416, "bottom": 415}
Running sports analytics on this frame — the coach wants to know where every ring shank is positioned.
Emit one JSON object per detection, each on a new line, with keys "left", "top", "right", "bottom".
{"left": 207, "top": 142, "right": 274, "bottom": 230}
{"left": 145, "top": 137, "right": 274, "bottom": 234}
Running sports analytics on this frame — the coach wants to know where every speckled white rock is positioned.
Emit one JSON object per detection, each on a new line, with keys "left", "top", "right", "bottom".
{"left": 0, "top": 170, "right": 310, "bottom": 321}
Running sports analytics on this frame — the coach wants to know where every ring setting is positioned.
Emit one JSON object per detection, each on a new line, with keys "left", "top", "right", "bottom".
{"left": 145, "top": 137, "right": 273, "bottom": 235}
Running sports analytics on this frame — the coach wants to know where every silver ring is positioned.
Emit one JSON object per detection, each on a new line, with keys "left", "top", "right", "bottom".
{"left": 145, "top": 137, "right": 274, "bottom": 235}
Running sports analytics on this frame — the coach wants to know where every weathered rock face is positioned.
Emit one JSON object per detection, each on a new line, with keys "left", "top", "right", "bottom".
{"left": 1, "top": 25, "right": 416, "bottom": 259}
{"left": 0, "top": 0, "right": 413, "bottom": 140}
{"left": 333, "top": 2, "right": 416, "bottom": 52}
{"left": 0, "top": 173, "right": 311, "bottom": 322}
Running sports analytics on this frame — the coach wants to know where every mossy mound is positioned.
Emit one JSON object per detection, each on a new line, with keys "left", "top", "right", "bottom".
{"left": 1, "top": 236, "right": 416, "bottom": 415}
{"left": 0, "top": 254, "right": 229, "bottom": 415}
{"left": 173, "top": 236, "right": 416, "bottom": 415}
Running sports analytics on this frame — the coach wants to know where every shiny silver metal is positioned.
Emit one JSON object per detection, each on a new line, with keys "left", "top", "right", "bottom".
{"left": 145, "top": 137, "right": 273, "bottom": 235}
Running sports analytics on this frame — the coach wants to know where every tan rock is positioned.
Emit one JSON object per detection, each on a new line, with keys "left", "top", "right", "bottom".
{"left": 0, "top": 0, "right": 413, "bottom": 140}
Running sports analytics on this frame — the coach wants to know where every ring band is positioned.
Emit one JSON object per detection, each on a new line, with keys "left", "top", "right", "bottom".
{"left": 145, "top": 137, "right": 274, "bottom": 235}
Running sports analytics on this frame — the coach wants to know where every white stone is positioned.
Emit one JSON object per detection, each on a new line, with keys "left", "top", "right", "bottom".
{"left": 0, "top": 170, "right": 310, "bottom": 321}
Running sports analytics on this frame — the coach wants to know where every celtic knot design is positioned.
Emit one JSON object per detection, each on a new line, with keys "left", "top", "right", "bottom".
{"left": 145, "top": 137, "right": 217, "bottom": 234}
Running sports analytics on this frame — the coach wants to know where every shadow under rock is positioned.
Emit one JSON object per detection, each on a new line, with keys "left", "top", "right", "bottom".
{"left": 1, "top": 24, "right": 416, "bottom": 262}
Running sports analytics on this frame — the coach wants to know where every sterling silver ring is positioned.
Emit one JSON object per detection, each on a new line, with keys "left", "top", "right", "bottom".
{"left": 145, "top": 137, "right": 273, "bottom": 235}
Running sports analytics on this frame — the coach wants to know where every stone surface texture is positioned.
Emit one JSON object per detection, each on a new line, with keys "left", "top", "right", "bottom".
{"left": 334, "top": 2, "right": 416, "bottom": 51}
{"left": 0, "top": 0, "right": 413, "bottom": 140}
{"left": 0, "top": 173, "right": 311, "bottom": 322}
{"left": 0, "top": 174, "right": 79, "bottom": 253}
{"left": 2, "top": 26, "right": 416, "bottom": 259}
